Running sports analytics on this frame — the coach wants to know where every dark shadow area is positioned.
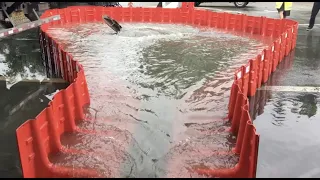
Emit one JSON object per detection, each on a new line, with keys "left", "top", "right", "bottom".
{"left": 0, "top": 29, "right": 70, "bottom": 177}
{"left": 0, "top": 80, "right": 69, "bottom": 178}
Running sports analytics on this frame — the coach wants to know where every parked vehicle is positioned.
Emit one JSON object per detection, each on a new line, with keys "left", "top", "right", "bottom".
{"left": 194, "top": 2, "right": 249, "bottom": 8}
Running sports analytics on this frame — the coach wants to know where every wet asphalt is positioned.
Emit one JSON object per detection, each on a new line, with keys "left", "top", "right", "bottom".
{"left": 0, "top": 29, "right": 69, "bottom": 177}
{"left": 0, "top": 2, "right": 320, "bottom": 178}
{"left": 252, "top": 26, "right": 320, "bottom": 178}
{"left": 198, "top": 2, "right": 320, "bottom": 178}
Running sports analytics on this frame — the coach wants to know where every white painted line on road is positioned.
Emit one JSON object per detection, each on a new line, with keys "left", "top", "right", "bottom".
{"left": 299, "top": 24, "right": 320, "bottom": 26}
{"left": 263, "top": 10, "right": 278, "bottom": 13}
{"left": 259, "top": 86, "right": 320, "bottom": 93}
{"left": 199, "top": 7, "right": 242, "bottom": 14}
{"left": 200, "top": 7, "right": 279, "bottom": 14}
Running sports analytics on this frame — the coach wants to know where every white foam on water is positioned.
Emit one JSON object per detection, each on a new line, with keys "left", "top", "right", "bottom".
{"left": 4, "top": 66, "right": 45, "bottom": 89}
{"left": 45, "top": 89, "right": 60, "bottom": 101}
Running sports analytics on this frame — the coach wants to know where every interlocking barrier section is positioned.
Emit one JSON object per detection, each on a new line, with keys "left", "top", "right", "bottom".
{"left": 15, "top": 2, "right": 298, "bottom": 178}
{"left": 249, "top": 50, "right": 295, "bottom": 121}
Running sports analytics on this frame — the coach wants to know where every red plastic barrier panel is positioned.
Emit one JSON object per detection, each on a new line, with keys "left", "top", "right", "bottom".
{"left": 16, "top": 107, "right": 99, "bottom": 178}
{"left": 243, "top": 15, "right": 263, "bottom": 35}
{"left": 273, "top": 19, "right": 285, "bottom": 38}
{"left": 191, "top": 9, "right": 208, "bottom": 26}
{"left": 207, "top": 11, "right": 224, "bottom": 29}
{"left": 255, "top": 54, "right": 263, "bottom": 89}
{"left": 248, "top": 58, "right": 258, "bottom": 97}
{"left": 230, "top": 86, "right": 246, "bottom": 135}
{"left": 271, "top": 40, "right": 280, "bottom": 73}
{"left": 279, "top": 32, "right": 286, "bottom": 62}
{"left": 225, "top": 13, "right": 244, "bottom": 31}
{"left": 261, "top": 48, "right": 270, "bottom": 84}
{"left": 198, "top": 82, "right": 260, "bottom": 178}
{"left": 261, "top": 17, "right": 277, "bottom": 37}
{"left": 15, "top": 5, "right": 298, "bottom": 178}
{"left": 17, "top": 31, "right": 92, "bottom": 177}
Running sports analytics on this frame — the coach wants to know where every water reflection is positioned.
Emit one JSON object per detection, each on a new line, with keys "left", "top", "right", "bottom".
{"left": 0, "top": 28, "right": 69, "bottom": 177}
{"left": 305, "top": 31, "right": 320, "bottom": 70}
{"left": 0, "top": 28, "right": 46, "bottom": 87}
{"left": 279, "top": 31, "right": 320, "bottom": 87}
{"left": 250, "top": 37, "right": 320, "bottom": 123}
{"left": 47, "top": 23, "right": 271, "bottom": 177}
{"left": 248, "top": 50, "right": 320, "bottom": 123}
{"left": 0, "top": 79, "right": 69, "bottom": 178}
{"left": 251, "top": 34, "right": 320, "bottom": 177}
{"left": 295, "top": 94, "right": 317, "bottom": 118}
{"left": 139, "top": 33, "right": 252, "bottom": 99}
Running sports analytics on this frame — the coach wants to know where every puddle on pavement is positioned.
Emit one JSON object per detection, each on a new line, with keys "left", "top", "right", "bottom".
{"left": 251, "top": 89, "right": 320, "bottom": 178}
{"left": 47, "top": 22, "right": 273, "bottom": 177}
{"left": 0, "top": 29, "right": 70, "bottom": 177}
{"left": 250, "top": 43, "right": 320, "bottom": 177}
{"left": 0, "top": 29, "right": 48, "bottom": 87}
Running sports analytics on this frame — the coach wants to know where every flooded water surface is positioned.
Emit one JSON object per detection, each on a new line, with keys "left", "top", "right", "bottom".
{"left": 47, "top": 22, "right": 271, "bottom": 177}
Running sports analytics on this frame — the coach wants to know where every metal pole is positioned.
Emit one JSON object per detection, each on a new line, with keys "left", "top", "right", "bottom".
{"left": 32, "top": 8, "right": 40, "bottom": 20}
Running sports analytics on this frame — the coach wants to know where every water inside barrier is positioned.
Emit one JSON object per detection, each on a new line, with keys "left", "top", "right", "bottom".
{"left": 47, "top": 22, "right": 274, "bottom": 177}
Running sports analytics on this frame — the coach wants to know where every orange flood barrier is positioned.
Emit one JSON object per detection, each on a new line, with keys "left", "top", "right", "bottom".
{"left": 16, "top": 2, "right": 298, "bottom": 178}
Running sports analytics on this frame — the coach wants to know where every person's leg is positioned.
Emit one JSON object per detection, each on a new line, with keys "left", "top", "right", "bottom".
{"left": 278, "top": 3, "right": 285, "bottom": 19}
{"left": 279, "top": 11, "right": 284, "bottom": 19}
{"left": 308, "top": 2, "right": 320, "bottom": 30}
{"left": 283, "top": 10, "right": 290, "bottom": 19}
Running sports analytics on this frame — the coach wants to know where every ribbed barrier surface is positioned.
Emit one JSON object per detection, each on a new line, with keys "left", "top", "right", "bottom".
{"left": 15, "top": 2, "right": 298, "bottom": 178}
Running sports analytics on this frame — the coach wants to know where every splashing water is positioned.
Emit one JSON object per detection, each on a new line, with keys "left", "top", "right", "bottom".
{"left": 47, "top": 22, "right": 273, "bottom": 177}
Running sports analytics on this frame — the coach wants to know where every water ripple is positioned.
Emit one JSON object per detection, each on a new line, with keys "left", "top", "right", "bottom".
{"left": 47, "top": 22, "right": 271, "bottom": 177}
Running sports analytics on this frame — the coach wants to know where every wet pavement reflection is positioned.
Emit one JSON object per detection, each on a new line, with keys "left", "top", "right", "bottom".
{"left": 251, "top": 27, "right": 320, "bottom": 178}
{"left": 0, "top": 29, "right": 69, "bottom": 178}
